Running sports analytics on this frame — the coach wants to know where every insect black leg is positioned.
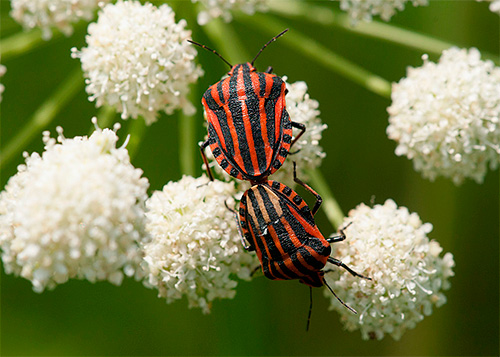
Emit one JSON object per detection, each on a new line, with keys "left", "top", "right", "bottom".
{"left": 326, "top": 222, "right": 353, "bottom": 243}
{"left": 289, "top": 122, "right": 306, "bottom": 154}
{"left": 327, "top": 257, "right": 371, "bottom": 280}
{"left": 306, "top": 286, "right": 313, "bottom": 332}
{"left": 224, "top": 200, "right": 255, "bottom": 252}
{"left": 199, "top": 140, "right": 214, "bottom": 182}
{"left": 323, "top": 279, "right": 357, "bottom": 314}
{"left": 250, "top": 265, "right": 261, "bottom": 277}
{"left": 265, "top": 66, "right": 273, "bottom": 74}
{"left": 292, "top": 162, "right": 322, "bottom": 216}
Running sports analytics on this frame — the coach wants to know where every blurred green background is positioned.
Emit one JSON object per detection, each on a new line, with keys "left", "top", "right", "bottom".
{"left": 1, "top": 0, "right": 498, "bottom": 355}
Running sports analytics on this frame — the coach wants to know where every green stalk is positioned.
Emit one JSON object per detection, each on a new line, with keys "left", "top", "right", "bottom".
{"left": 268, "top": 1, "right": 500, "bottom": 65}
{"left": 0, "top": 68, "right": 83, "bottom": 169}
{"left": 95, "top": 106, "right": 117, "bottom": 129}
{"left": 88, "top": 106, "right": 117, "bottom": 135}
{"left": 202, "top": 17, "right": 250, "bottom": 63}
{"left": 179, "top": 110, "right": 196, "bottom": 176}
{"left": 306, "top": 169, "right": 345, "bottom": 230}
{"left": 126, "top": 119, "right": 147, "bottom": 160}
{"left": 0, "top": 29, "right": 62, "bottom": 61}
{"left": 237, "top": 13, "right": 392, "bottom": 99}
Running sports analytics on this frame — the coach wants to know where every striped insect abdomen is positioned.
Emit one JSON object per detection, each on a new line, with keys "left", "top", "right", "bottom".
{"left": 202, "top": 63, "right": 292, "bottom": 181}
{"left": 240, "top": 181, "right": 331, "bottom": 287}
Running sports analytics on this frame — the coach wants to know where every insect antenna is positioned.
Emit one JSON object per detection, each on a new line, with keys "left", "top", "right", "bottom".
{"left": 187, "top": 40, "right": 233, "bottom": 69}
{"left": 323, "top": 279, "right": 357, "bottom": 314}
{"left": 251, "top": 28, "right": 289, "bottom": 66}
{"left": 306, "top": 286, "right": 313, "bottom": 332}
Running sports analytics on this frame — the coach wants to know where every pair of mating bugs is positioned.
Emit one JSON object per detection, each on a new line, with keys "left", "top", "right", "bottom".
{"left": 189, "top": 30, "right": 370, "bottom": 328}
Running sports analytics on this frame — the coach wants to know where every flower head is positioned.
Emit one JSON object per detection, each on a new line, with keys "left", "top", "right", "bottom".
{"left": 193, "top": 0, "right": 267, "bottom": 25}
{"left": 142, "top": 175, "right": 257, "bottom": 313}
{"left": 0, "top": 119, "right": 150, "bottom": 292}
{"left": 340, "top": 0, "right": 428, "bottom": 23}
{"left": 72, "top": 1, "right": 203, "bottom": 124}
{"left": 491, "top": 0, "right": 500, "bottom": 14}
{"left": 324, "top": 199, "right": 455, "bottom": 340}
{"left": 477, "top": 0, "right": 500, "bottom": 14}
{"left": 387, "top": 48, "right": 500, "bottom": 184}
{"left": 10, "top": 0, "right": 109, "bottom": 39}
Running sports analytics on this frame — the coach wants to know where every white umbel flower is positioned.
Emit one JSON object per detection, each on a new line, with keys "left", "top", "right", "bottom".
{"left": 492, "top": 0, "right": 500, "bottom": 13}
{"left": 142, "top": 175, "right": 257, "bottom": 313}
{"left": 193, "top": 0, "right": 267, "bottom": 25}
{"left": 0, "top": 120, "right": 149, "bottom": 292}
{"left": 387, "top": 48, "right": 500, "bottom": 185}
{"left": 324, "top": 199, "right": 455, "bottom": 340}
{"left": 272, "top": 77, "right": 327, "bottom": 187}
{"left": 72, "top": 1, "right": 203, "bottom": 125}
{"left": 340, "top": 0, "right": 428, "bottom": 23}
{"left": 10, "top": 0, "right": 108, "bottom": 39}
{"left": 477, "top": 0, "right": 500, "bottom": 14}
{"left": 202, "top": 77, "right": 326, "bottom": 188}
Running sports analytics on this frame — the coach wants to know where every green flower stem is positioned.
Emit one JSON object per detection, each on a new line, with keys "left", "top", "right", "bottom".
{"left": 96, "top": 106, "right": 117, "bottom": 129}
{"left": 179, "top": 110, "right": 196, "bottom": 176}
{"left": 0, "top": 68, "right": 83, "bottom": 169}
{"left": 268, "top": 1, "right": 500, "bottom": 65}
{"left": 306, "top": 169, "right": 345, "bottom": 230}
{"left": 237, "top": 13, "right": 392, "bottom": 99}
{"left": 202, "top": 17, "right": 250, "bottom": 63}
{"left": 0, "top": 29, "right": 62, "bottom": 61}
{"left": 126, "top": 119, "right": 147, "bottom": 160}
{"left": 88, "top": 106, "right": 117, "bottom": 135}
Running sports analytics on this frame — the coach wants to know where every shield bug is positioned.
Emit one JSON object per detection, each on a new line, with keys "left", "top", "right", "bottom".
{"left": 188, "top": 29, "right": 306, "bottom": 182}
{"left": 227, "top": 163, "right": 370, "bottom": 329}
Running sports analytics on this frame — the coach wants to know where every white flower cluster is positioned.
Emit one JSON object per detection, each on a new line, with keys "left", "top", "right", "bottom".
{"left": 491, "top": 0, "right": 500, "bottom": 14}
{"left": 10, "top": 0, "right": 108, "bottom": 39}
{"left": 477, "top": 0, "right": 500, "bottom": 14}
{"left": 193, "top": 0, "right": 267, "bottom": 25}
{"left": 0, "top": 120, "right": 149, "bottom": 292}
{"left": 0, "top": 63, "right": 6, "bottom": 102}
{"left": 142, "top": 175, "right": 257, "bottom": 313}
{"left": 324, "top": 199, "right": 455, "bottom": 340}
{"left": 72, "top": 1, "right": 203, "bottom": 125}
{"left": 272, "top": 78, "right": 327, "bottom": 186}
{"left": 203, "top": 77, "right": 326, "bottom": 187}
{"left": 387, "top": 48, "right": 500, "bottom": 185}
{"left": 340, "top": 0, "right": 428, "bottom": 23}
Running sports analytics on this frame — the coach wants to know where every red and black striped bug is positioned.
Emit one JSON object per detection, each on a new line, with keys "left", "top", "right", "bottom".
{"left": 227, "top": 163, "right": 370, "bottom": 330}
{"left": 188, "top": 30, "right": 306, "bottom": 182}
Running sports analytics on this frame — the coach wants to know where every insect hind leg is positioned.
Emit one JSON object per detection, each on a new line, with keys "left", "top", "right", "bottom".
{"left": 306, "top": 286, "right": 313, "bottom": 332}
{"left": 323, "top": 278, "right": 357, "bottom": 314}
{"left": 327, "top": 257, "right": 371, "bottom": 280}
{"left": 326, "top": 222, "right": 353, "bottom": 243}
{"left": 292, "top": 162, "right": 322, "bottom": 216}
{"left": 289, "top": 122, "right": 306, "bottom": 154}
{"left": 199, "top": 140, "right": 215, "bottom": 182}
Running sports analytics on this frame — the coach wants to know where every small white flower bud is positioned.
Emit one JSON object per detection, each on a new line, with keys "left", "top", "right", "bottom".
{"left": 10, "top": 0, "right": 109, "bottom": 39}
{"left": 340, "top": 0, "right": 428, "bottom": 23}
